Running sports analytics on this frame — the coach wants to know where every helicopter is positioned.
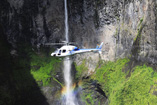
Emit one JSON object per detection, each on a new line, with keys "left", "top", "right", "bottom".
{"left": 45, "top": 41, "right": 103, "bottom": 57}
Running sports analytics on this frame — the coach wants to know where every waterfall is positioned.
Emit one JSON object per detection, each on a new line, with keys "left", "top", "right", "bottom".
{"left": 64, "top": 0, "right": 69, "bottom": 42}
{"left": 63, "top": 57, "right": 76, "bottom": 105}
{"left": 62, "top": 0, "right": 77, "bottom": 105}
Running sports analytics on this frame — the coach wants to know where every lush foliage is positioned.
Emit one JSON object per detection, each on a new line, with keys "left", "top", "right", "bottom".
{"left": 113, "top": 65, "right": 157, "bottom": 105}
{"left": 82, "top": 92, "right": 96, "bottom": 105}
{"left": 30, "top": 52, "right": 62, "bottom": 86}
{"left": 93, "top": 59, "right": 129, "bottom": 94}
{"left": 74, "top": 60, "right": 88, "bottom": 79}
{"left": 80, "top": 79, "right": 99, "bottom": 105}
{"left": 0, "top": 41, "right": 54, "bottom": 105}
{"left": 94, "top": 58, "right": 157, "bottom": 105}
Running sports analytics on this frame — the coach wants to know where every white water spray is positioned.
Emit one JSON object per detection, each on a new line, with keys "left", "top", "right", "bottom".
{"left": 62, "top": 0, "right": 77, "bottom": 105}
{"left": 63, "top": 57, "right": 76, "bottom": 105}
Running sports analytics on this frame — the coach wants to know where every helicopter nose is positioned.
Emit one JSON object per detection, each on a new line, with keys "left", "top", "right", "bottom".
{"left": 51, "top": 53, "right": 56, "bottom": 56}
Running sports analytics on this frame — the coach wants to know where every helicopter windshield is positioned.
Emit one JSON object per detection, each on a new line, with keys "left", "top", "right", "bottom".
{"left": 54, "top": 49, "right": 58, "bottom": 53}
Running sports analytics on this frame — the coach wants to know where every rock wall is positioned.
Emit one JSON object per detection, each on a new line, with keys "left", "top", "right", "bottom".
{"left": 69, "top": 0, "right": 157, "bottom": 72}
{"left": 70, "top": 0, "right": 157, "bottom": 62}
{"left": 0, "top": 0, "right": 156, "bottom": 64}
{"left": 0, "top": 0, "right": 157, "bottom": 104}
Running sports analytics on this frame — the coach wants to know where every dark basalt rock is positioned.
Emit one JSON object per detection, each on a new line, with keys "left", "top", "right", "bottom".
{"left": 0, "top": 0, "right": 157, "bottom": 104}
{"left": 0, "top": 24, "right": 49, "bottom": 105}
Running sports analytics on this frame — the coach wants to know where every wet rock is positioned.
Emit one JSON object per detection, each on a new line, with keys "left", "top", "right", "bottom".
{"left": 79, "top": 79, "right": 108, "bottom": 105}
{"left": 41, "top": 86, "right": 62, "bottom": 105}
{"left": 74, "top": 52, "right": 100, "bottom": 76}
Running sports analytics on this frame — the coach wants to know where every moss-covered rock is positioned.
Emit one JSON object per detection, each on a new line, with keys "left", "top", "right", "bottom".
{"left": 75, "top": 58, "right": 157, "bottom": 105}
{"left": 0, "top": 30, "right": 49, "bottom": 105}
{"left": 74, "top": 59, "right": 88, "bottom": 80}
{"left": 93, "top": 58, "right": 157, "bottom": 105}
{"left": 30, "top": 51, "right": 62, "bottom": 86}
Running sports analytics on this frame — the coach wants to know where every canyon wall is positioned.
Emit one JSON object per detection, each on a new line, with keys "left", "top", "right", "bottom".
{"left": 0, "top": 0, "right": 157, "bottom": 104}
{"left": 1, "top": 0, "right": 156, "bottom": 64}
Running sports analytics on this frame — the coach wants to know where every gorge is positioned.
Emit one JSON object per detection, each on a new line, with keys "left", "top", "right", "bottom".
{"left": 0, "top": 0, "right": 157, "bottom": 105}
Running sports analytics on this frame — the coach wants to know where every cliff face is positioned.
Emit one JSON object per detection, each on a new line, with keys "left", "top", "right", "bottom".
{"left": 68, "top": 0, "right": 157, "bottom": 64}
{"left": 0, "top": 0, "right": 156, "bottom": 63}
{"left": 0, "top": 0, "right": 157, "bottom": 104}
{"left": 69, "top": 0, "right": 157, "bottom": 72}
{"left": 0, "top": 0, "right": 64, "bottom": 46}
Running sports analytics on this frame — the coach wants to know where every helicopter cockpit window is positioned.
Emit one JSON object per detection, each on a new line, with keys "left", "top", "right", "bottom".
{"left": 54, "top": 50, "right": 58, "bottom": 53}
{"left": 62, "top": 49, "right": 66, "bottom": 53}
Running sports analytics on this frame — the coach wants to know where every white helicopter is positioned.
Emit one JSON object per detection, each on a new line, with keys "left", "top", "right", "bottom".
{"left": 45, "top": 41, "right": 103, "bottom": 57}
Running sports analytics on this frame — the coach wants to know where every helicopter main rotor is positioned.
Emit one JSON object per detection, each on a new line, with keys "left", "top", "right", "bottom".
{"left": 44, "top": 41, "right": 76, "bottom": 46}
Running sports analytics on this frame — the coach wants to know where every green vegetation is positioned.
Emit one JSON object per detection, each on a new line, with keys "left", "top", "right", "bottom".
{"left": 74, "top": 59, "right": 88, "bottom": 79}
{"left": 0, "top": 40, "right": 55, "bottom": 105}
{"left": 75, "top": 60, "right": 97, "bottom": 105}
{"left": 132, "top": 18, "right": 145, "bottom": 56}
{"left": 30, "top": 52, "right": 62, "bottom": 86}
{"left": 134, "top": 18, "right": 144, "bottom": 41}
{"left": 114, "top": 65, "right": 157, "bottom": 105}
{"left": 93, "top": 58, "right": 157, "bottom": 105}
{"left": 80, "top": 79, "right": 99, "bottom": 105}
{"left": 93, "top": 58, "right": 129, "bottom": 95}
{"left": 134, "top": 25, "right": 143, "bottom": 42}
{"left": 82, "top": 92, "right": 96, "bottom": 105}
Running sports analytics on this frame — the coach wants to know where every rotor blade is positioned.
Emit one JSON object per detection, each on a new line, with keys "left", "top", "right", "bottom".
{"left": 61, "top": 41, "right": 76, "bottom": 44}
{"left": 61, "top": 41, "right": 68, "bottom": 43}
{"left": 69, "top": 42, "right": 77, "bottom": 45}
{"left": 44, "top": 41, "right": 77, "bottom": 46}
{"left": 44, "top": 43, "right": 65, "bottom": 45}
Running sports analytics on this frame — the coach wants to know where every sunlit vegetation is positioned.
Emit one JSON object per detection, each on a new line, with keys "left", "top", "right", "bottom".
{"left": 113, "top": 65, "right": 157, "bottom": 105}
{"left": 0, "top": 41, "right": 52, "bottom": 104}
{"left": 74, "top": 59, "right": 88, "bottom": 79}
{"left": 82, "top": 92, "right": 96, "bottom": 105}
{"left": 93, "top": 58, "right": 157, "bottom": 105}
{"left": 93, "top": 59, "right": 129, "bottom": 94}
{"left": 30, "top": 51, "right": 62, "bottom": 86}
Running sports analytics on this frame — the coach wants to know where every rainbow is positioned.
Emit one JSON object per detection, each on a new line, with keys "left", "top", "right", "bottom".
{"left": 61, "top": 81, "right": 83, "bottom": 98}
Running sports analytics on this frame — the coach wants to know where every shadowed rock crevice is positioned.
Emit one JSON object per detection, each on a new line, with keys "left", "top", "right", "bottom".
{"left": 0, "top": 24, "right": 49, "bottom": 105}
{"left": 80, "top": 78, "right": 108, "bottom": 105}
{"left": 154, "top": 3, "right": 157, "bottom": 50}
{"left": 131, "top": 23, "right": 145, "bottom": 58}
